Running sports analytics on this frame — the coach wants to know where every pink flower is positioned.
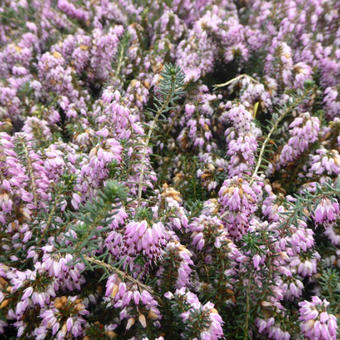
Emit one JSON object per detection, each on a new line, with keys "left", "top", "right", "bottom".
{"left": 299, "top": 297, "right": 337, "bottom": 340}
{"left": 253, "top": 254, "right": 261, "bottom": 269}
{"left": 313, "top": 198, "right": 339, "bottom": 225}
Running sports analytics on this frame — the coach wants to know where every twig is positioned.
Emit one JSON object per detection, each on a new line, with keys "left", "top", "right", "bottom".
{"left": 83, "top": 256, "right": 158, "bottom": 298}
{"left": 250, "top": 90, "right": 310, "bottom": 185}
{"left": 213, "top": 74, "right": 259, "bottom": 89}
{"left": 19, "top": 138, "right": 38, "bottom": 208}
{"left": 249, "top": 109, "right": 288, "bottom": 185}
{"left": 74, "top": 201, "right": 112, "bottom": 253}
{"left": 244, "top": 273, "right": 252, "bottom": 340}
{"left": 37, "top": 187, "right": 59, "bottom": 247}
{"left": 114, "top": 33, "right": 129, "bottom": 78}
{"left": 137, "top": 74, "right": 176, "bottom": 206}
{"left": 165, "top": 108, "right": 181, "bottom": 137}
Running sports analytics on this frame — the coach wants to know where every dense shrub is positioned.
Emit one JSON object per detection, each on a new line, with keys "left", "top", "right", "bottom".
{"left": 0, "top": 0, "right": 339, "bottom": 339}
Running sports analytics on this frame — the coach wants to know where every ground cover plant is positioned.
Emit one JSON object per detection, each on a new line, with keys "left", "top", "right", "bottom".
{"left": 0, "top": 0, "right": 339, "bottom": 339}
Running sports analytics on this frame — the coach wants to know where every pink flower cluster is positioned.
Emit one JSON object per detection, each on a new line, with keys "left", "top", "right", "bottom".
{"left": 299, "top": 296, "right": 338, "bottom": 340}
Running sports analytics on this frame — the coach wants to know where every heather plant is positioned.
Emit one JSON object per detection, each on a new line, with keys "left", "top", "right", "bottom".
{"left": 0, "top": 0, "right": 339, "bottom": 339}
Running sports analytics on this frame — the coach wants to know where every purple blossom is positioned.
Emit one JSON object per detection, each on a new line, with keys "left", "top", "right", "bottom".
{"left": 313, "top": 198, "right": 339, "bottom": 225}
{"left": 299, "top": 297, "right": 338, "bottom": 340}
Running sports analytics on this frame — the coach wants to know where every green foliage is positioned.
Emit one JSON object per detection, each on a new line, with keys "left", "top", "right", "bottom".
{"left": 57, "top": 181, "right": 127, "bottom": 262}
{"left": 281, "top": 179, "right": 340, "bottom": 226}
{"left": 138, "top": 63, "right": 185, "bottom": 203}
{"left": 112, "top": 31, "right": 131, "bottom": 82}
{"left": 150, "top": 63, "right": 185, "bottom": 118}
{"left": 165, "top": 296, "right": 211, "bottom": 339}
{"left": 241, "top": 231, "right": 269, "bottom": 256}
{"left": 318, "top": 268, "right": 340, "bottom": 314}
{"left": 135, "top": 207, "right": 153, "bottom": 222}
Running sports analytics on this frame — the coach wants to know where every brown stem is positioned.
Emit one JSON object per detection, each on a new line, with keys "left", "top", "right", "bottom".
{"left": 244, "top": 273, "right": 252, "bottom": 340}
{"left": 213, "top": 74, "right": 259, "bottom": 89}
{"left": 83, "top": 256, "right": 159, "bottom": 300}
{"left": 19, "top": 138, "right": 38, "bottom": 208}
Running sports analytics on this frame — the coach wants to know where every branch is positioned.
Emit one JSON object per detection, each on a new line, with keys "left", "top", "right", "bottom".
{"left": 137, "top": 64, "right": 184, "bottom": 205}
{"left": 83, "top": 255, "right": 158, "bottom": 299}
{"left": 137, "top": 90, "right": 173, "bottom": 205}
{"left": 37, "top": 184, "right": 60, "bottom": 247}
{"left": 249, "top": 107, "right": 288, "bottom": 185}
{"left": 244, "top": 274, "right": 252, "bottom": 340}
{"left": 213, "top": 74, "right": 259, "bottom": 89}
{"left": 250, "top": 88, "right": 312, "bottom": 185}
{"left": 18, "top": 137, "right": 38, "bottom": 208}
{"left": 114, "top": 32, "right": 130, "bottom": 79}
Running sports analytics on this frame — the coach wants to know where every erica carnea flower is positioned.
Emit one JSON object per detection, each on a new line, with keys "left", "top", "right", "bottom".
{"left": 104, "top": 274, "right": 161, "bottom": 330}
{"left": 39, "top": 296, "right": 89, "bottom": 339}
{"left": 299, "top": 296, "right": 338, "bottom": 340}
{"left": 165, "top": 288, "right": 224, "bottom": 339}
{"left": 313, "top": 198, "right": 339, "bottom": 225}
{"left": 279, "top": 112, "right": 320, "bottom": 166}
{"left": 218, "top": 176, "right": 260, "bottom": 239}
